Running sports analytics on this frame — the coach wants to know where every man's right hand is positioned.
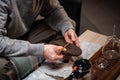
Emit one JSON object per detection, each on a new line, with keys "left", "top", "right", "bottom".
{"left": 43, "top": 44, "right": 66, "bottom": 62}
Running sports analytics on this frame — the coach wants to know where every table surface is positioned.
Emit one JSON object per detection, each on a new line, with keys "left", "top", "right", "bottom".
{"left": 79, "top": 30, "right": 107, "bottom": 46}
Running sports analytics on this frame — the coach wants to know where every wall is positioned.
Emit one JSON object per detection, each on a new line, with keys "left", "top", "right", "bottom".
{"left": 80, "top": 0, "right": 120, "bottom": 38}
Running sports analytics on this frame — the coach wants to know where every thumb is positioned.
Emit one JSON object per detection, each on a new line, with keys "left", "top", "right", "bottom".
{"left": 56, "top": 46, "right": 67, "bottom": 55}
{"left": 58, "top": 46, "right": 67, "bottom": 51}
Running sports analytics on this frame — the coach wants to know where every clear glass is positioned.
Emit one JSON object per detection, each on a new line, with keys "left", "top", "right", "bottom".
{"left": 95, "top": 58, "right": 108, "bottom": 69}
{"left": 102, "top": 36, "right": 120, "bottom": 60}
{"left": 95, "top": 35, "right": 120, "bottom": 70}
{"left": 95, "top": 24, "right": 120, "bottom": 70}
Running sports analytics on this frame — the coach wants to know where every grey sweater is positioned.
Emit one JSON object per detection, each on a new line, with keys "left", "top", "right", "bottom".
{"left": 0, "top": 0, "right": 75, "bottom": 58}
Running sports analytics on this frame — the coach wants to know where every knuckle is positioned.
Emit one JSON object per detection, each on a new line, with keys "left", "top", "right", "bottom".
{"left": 50, "top": 55, "right": 55, "bottom": 61}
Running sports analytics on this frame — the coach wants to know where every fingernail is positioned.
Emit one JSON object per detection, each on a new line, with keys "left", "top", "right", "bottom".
{"left": 63, "top": 48, "right": 67, "bottom": 51}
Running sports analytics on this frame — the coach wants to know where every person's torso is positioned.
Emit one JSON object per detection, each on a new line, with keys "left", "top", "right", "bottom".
{"left": 6, "top": 0, "right": 45, "bottom": 38}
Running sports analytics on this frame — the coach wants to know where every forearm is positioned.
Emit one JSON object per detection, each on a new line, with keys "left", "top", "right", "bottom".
{"left": 0, "top": 35, "right": 44, "bottom": 57}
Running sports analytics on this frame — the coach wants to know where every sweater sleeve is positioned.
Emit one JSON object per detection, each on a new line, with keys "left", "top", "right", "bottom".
{"left": 0, "top": 1, "right": 44, "bottom": 59}
{"left": 40, "top": 0, "right": 76, "bottom": 36}
{"left": 0, "top": 35, "right": 44, "bottom": 57}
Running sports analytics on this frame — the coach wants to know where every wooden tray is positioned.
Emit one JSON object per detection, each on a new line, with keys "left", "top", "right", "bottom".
{"left": 89, "top": 46, "right": 120, "bottom": 80}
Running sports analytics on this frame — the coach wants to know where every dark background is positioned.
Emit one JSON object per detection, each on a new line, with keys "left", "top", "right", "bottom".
{"left": 59, "top": 0, "right": 120, "bottom": 38}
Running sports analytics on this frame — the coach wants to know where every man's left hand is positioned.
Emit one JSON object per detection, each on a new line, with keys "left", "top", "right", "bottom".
{"left": 64, "top": 28, "right": 79, "bottom": 47}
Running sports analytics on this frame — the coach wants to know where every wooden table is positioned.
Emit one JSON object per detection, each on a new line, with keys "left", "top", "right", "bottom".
{"left": 78, "top": 30, "right": 120, "bottom": 80}
{"left": 79, "top": 30, "right": 107, "bottom": 46}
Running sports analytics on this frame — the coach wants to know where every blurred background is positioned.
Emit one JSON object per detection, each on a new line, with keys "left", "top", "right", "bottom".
{"left": 59, "top": 0, "right": 120, "bottom": 38}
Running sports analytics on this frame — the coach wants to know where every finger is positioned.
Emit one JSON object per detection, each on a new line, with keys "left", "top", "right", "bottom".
{"left": 49, "top": 53, "right": 64, "bottom": 62}
{"left": 55, "top": 46, "right": 62, "bottom": 54}
{"left": 71, "top": 34, "right": 76, "bottom": 42}
{"left": 56, "top": 54, "right": 64, "bottom": 59}
{"left": 74, "top": 35, "right": 79, "bottom": 47}
{"left": 56, "top": 47, "right": 67, "bottom": 55}
{"left": 75, "top": 39, "right": 79, "bottom": 47}
{"left": 51, "top": 54, "right": 63, "bottom": 62}
{"left": 63, "top": 47, "right": 67, "bottom": 51}
{"left": 64, "top": 34, "right": 73, "bottom": 44}
{"left": 71, "top": 33, "right": 79, "bottom": 46}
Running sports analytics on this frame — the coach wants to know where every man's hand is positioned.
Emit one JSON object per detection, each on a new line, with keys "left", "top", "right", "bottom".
{"left": 64, "top": 28, "right": 79, "bottom": 47}
{"left": 43, "top": 44, "right": 66, "bottom": 62}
